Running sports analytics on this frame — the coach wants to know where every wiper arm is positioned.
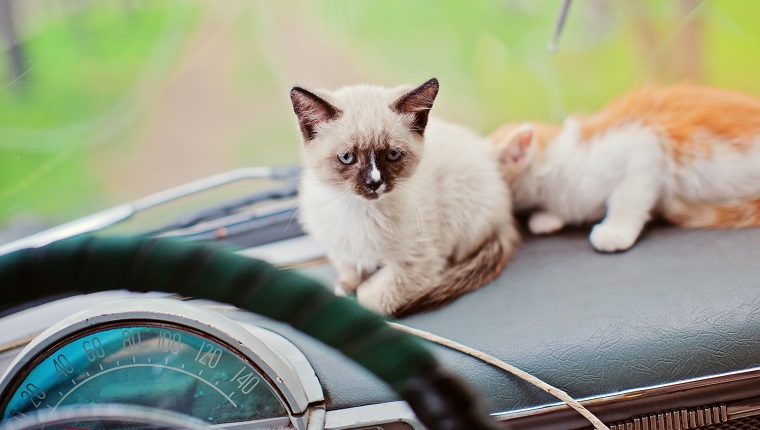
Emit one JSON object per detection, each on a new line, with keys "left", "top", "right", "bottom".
{"left": 0, "top": 166, "right": 300, "bottom": 256}
{"left": 548, "top": 0, "right": 573, "bottom": 53}
{"left": 144, "top": 175, "right": 300, "bottom": 237}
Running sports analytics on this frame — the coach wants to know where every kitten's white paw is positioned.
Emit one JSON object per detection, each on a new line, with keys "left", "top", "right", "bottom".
{"left": 528, "top": 212, "right": 565, "bottom": 235}
{"left": 589, "top": 224, "right": 639, "bottom": 252}
{"left": 337, "top": 274, "right": 361, "bottom": 294}
{"left": 356, "top": 282, "right": 399, "bottom": 316}
{"left": 333, "top": 285, "right": 347, "bottom": 297}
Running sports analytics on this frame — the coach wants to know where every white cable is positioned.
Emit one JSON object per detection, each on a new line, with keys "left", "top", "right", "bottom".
{"left": 389, "top": 322, "right": 610, "bottom": 430}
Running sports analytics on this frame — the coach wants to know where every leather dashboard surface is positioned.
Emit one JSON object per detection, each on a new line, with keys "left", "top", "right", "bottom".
{"left": 225, "top": 225, "right": 760, "bottom": 413}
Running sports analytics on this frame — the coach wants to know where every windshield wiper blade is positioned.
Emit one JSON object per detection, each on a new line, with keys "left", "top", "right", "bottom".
{"left": 144, "top": 177, "right": 300, "bottom": 237}
{"left": 0, "top": 166, "right": 301, "bottom": 256}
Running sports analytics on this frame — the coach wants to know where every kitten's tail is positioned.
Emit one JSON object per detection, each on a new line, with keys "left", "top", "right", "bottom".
{"left": 393, "top": 226, "right": 520, "bottom": 318}
{"left": 663, "top": 198, "right": 760, "bottom": 228}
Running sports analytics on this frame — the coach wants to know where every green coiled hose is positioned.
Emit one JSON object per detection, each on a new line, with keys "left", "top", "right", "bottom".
{"left": 0, "top": 235, "right": 503, "bottom": 430}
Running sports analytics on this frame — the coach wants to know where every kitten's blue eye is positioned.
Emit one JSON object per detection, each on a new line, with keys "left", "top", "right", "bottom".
{"left": 387, "top": 149, "right": 402, "bottom": 161}
{"left": 338, "top": 153, "right": 356, "bottom": 165}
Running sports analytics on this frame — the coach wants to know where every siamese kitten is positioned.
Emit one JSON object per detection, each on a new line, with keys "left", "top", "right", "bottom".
{"left": 491, "top": 83, "right": 760, "bottom": 253}
{"left": 291, "top": 78, "right": 519, "bottom": 316}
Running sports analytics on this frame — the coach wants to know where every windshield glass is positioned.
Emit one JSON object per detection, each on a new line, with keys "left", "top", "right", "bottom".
{"left": 2, "top": 0, "right": 758, "bottom": 242}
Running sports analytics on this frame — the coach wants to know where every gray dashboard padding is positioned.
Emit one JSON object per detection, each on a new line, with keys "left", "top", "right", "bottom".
{"left": 227, "top": 226, "right": 760, "bottom": 413}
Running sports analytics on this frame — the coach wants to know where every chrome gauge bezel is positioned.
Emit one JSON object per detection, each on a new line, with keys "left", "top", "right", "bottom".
{"left": 0, "top": 297, "right": 324, "bottom": 429}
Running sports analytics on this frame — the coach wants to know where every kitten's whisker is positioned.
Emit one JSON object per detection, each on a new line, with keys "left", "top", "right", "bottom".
{"left": 285, "top": 205, "right": 300, "bottom": 232}
{"left": 397, "top": 181, "right": 450, "bottom": 232}
{"left": 322, "top": 186, "right": 353, "bottom": 207}
{"left": 394, "top": 185, "right": 425, "bottom": 251}
{"left": 399, "top": 186, "right": 432, "bottom": 236}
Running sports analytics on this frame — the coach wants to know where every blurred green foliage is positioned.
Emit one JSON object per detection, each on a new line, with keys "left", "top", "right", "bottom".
{"left": 2, "top": 0, "right": 760, "bottom": 238}
{"left": 0, "top": 2, "right": 197, "bottom": 227}
{"left": 316, "top": 0, "right": 760, "bottom": 130}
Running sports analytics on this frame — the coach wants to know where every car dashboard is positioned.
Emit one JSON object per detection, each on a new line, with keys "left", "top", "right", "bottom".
{"left": 1, "top": 170, "right": 760, "bottom": 430}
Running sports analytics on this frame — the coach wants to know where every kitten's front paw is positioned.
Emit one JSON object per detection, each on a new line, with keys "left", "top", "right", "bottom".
{"left": 337, "top": 274, "right": 361, "bottom": 294}
{"left": 356, "top": 281, "right": 400, "bottom": 316}
{"left": 589, "top": 224, "right": 639, "bottom": 253}
{"left": 528, "top": 212, "right": 565, "bottom": 235}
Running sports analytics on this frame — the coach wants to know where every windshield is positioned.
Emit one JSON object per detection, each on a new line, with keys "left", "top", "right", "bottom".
{"left": 2, "top": 0, "right": 758, "bottom": 242}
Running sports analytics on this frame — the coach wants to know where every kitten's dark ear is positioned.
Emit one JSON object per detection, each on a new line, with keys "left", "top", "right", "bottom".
{"left": 499, "top": 125, "right": 534, "bottom": 166}
{"left": 290, "top": 87, "right": 342, "bottom": 141}
{"left": 393, "top": 78, "right": 440, "bottom": 136}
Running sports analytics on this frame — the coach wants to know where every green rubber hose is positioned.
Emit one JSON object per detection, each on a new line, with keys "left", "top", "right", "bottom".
{"left": 0, "top": 235, "right": 503, "bottom": 430}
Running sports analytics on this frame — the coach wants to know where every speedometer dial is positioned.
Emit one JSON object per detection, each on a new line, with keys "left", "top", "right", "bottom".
{"left": 0, "top": 298, "right": 324, "bottom": 430}
{"left": 2, "top": 323, "right": 288, "bottom": 425}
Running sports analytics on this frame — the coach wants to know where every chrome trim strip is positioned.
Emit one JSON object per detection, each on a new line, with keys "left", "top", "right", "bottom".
{"left": 322, "top": 376, "right": 760, "bottom": 430}
{"left": 306, "top": 408, "right": 326, "bottom": 430}
{"left": 0, "top": 291, "right": 167, "bottom": 347}
{"left": 0, "top": 167, "right": 279, "bottom": 256}
{"left": 237, "top": 322, "right": 324, "bottom": 406}
{"left": 0, "top": 298, "right": 316, "bottom": 426}
{"left": 731, "top": 401, "right": 760, "bottom": 420}
{"left": 491, "top": 366, "right": 760, "bottom": 421}
{"left": 324, "top": 401, "right": 423, "bottom": 430}
{"left": 0, "top": 205, "right": 133, "bottom": 256}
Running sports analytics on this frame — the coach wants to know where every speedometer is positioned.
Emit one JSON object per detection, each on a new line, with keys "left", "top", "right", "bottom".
{"left": 0, "top": 298, "right": 324, "bottom": 429}
{"left": 2, "top": 324, "right": 286, "bottom": 424}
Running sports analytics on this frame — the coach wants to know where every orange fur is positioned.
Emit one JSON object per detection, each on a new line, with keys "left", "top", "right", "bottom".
{"left": 580, "top": 84, "right": 760, "bottom": 164}
{"left": 491, "top": 122, "right": 560, "bottom": 156}
{"left": 490, "top": 122, "right": 561, "bottom": 183}
{"left": 492, "top": 83, "right": 760, "bottom": 236}
{"left": 663, "top": 199, "right": 760, "bottom": 229}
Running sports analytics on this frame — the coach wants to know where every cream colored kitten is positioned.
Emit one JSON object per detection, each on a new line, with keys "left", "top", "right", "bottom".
{"left": 291, "top": 78, "right": 519, "bottom": 316}
{"left": 492, "top": 84, "right": 760, "bottom": 253}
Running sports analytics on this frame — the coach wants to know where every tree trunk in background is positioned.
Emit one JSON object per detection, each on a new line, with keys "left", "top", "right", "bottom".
{"left": 0, "top": 0, "right": 27, "bottom": 87}
{"left": 675, "top": 0, "right": 703, "bottom": 82}
{"left": 627, "top": 1, "right": 665, "bottom": 80}
{"left": 627, "top": 0, "right": 704, "bottom": 83}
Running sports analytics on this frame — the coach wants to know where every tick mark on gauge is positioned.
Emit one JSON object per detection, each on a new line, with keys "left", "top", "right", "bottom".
{"left": 215, "top": 381, "right": 219, "bottom": 386}
{"left": 229, "top": 392, "right": 235, "bottom": 398}
{"left": 99, "top": 364, "right": 104, "bottom": 371}
{"left": 181, "top": 364, "right": 185, "bottom": 369}
{"left": 86, "top": 372, "right": 90, "bottom": 377}
{"left": 165, "top": 358, "right": 169, "bottom": 365}
{"left": 198, "top": 370, "right": 203, "bottom": 376}
{"left": 116, "top": 361, "right": 120, "bottom": 366}
{"left": 59, "top": 392, "right": 63, "bottom": 397}
{"left": 71, "top": 379, "right": 77, "bottom": 386}
{"left": 133, "top": 357, "right": 136, "bottom": 364}
{"left": 148, "top": 358, "right": 151, "bottom": 363}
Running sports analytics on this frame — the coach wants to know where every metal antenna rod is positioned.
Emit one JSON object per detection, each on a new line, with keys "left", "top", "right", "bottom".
{"left": 548, "top": 0, "right": 573, "bottom": 53}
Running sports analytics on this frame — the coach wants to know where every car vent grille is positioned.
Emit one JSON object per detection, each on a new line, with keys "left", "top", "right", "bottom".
{"left": 607, "top": 405, "right": 728, "bottom": 430}
{"left": 701, "top": 415, "right": 760, "bottom": 429}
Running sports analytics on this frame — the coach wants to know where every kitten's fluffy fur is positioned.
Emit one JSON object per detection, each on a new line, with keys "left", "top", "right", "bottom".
{"left": 491, "top": 83, "right": 760, "bottom": 252}
{"left": 291, "top": 78, "right": 518, "bottom": 316}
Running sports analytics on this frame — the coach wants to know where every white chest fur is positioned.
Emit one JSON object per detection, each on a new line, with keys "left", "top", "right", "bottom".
{"left": 299, "top": 174, "right": 404, "bottom": 270}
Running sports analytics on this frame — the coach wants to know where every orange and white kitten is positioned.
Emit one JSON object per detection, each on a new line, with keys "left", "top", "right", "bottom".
{"left": 291, "top": 78, "right": 519, "bottom": 316}
{"left": 491, "top": 83, "right": 760, "bottom": 252}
